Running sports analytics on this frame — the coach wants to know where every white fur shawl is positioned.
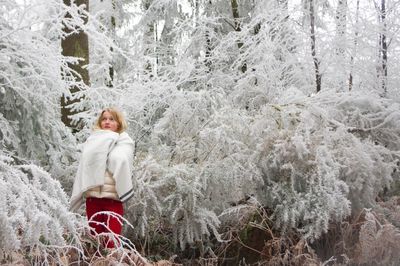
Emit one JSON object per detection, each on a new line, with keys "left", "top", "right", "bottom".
{"left": 70, "top": 130, "right": 135, "bottom": 211}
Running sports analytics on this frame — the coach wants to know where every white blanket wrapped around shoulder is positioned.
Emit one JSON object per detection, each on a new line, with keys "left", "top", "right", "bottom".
{"left": 70, "top": 130, "right": 135, "bottom": 211}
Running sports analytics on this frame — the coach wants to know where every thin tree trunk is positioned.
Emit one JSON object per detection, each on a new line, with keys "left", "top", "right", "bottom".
{"left": 142, "top": 0, "right": 155, "bottom": 78}
{"left": 335, "top": 0, "right": 347, "bottom": 56}
{"left": 335, "top": 0, "right": 347, "bottom": 90}
{"left": 204, "top": 29, "right": 212, "bottom": 73}
{"left": 107, "top": 0, "right": 116, "bottom": 88}
{"left": 380, "top": 0, "right": 388, "bottom": 96}
{"left": 61, "top": 0, "right": 89, "bottom": 131}
{"left": 348, "top": 0, "right": 360, "bottom": 91}
{"left": 231, "top": 0, "right": 241, "bottom": 33}
{"left": 231, "top": 0, "right": 247, "bottom": 72}
{"left": 204, "top": 0, "right": 213, "bottom": 73}
{"left": 308, "top": 0, "right": 321, "bottom": 93}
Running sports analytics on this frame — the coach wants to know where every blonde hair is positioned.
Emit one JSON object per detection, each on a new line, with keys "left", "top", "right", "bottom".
{"left": 94, "top": 107, "right": 127, "bottom": 133}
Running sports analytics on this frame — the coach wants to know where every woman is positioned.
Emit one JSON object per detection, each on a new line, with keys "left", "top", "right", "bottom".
{"left": 70, "top": 108, "right": 135, "bottom": 248}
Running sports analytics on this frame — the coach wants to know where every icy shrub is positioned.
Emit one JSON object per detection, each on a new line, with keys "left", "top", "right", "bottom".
{"left": 253, "top": 89, "right": 399, "bottom": 239}
{"left": 125, "top": 89, "right": 261, "bottom": 249}
{"left": 254, "top": 105, "right": 351, "bottom": 239}
{"left": 0, "top": 152, "right": 78, "bottom": 251}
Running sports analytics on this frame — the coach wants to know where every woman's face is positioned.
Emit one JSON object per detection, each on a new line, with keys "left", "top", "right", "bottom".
{"left": 100, "top": 111, "right": 119, "bottom": 132}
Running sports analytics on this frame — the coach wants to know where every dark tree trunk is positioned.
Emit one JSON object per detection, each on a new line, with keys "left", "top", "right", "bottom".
{"left": 204, "top": 29, "right": 212, "bottom": 73}
{"left": 61, "top": 0, "right": 89, "bottom": 131}
{"left": 349, "top": 0, "right": 360, "bottom": 91}
{"left": 204, "top": 0, "right": 213, "bottom": 73}
{"left": 231, "top": 0, "right": 241, "bottom": 33}
{"left": 308, "top": 0, "right": 322, "bottom": 93}
{"left": 380, "top": 0, "right": 388, "bottom": 96}
{"left": 107, "top": 0, "right": 116, "bottom": 88}
{"left": 231, "top": 0, "right": 247, "bottom": 73}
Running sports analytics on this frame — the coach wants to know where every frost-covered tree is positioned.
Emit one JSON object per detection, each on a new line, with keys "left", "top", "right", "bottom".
{"left": 61, "top": 0, "right": 90, "bottom": 130}
{"left": 0, "top": 0, "right": 121, "bottom": 260}
{"left": 0, "top": 0, "right": 84, "bottom": 180}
